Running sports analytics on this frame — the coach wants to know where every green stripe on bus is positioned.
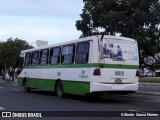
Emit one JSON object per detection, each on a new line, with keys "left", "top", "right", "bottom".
{"left": 63, "top": 81, "right": 90, "bottom": 95}
{"left": 17, "top": 78, "right": 90, "bottom": 95}
{"left": 29, "top": 79, "right": 56, "bottom": 91}
{"left": 17, "top": 78, "right": 23, "bottom": 87}
{"left": 24, "top": 63, "right": 139, "bottom": 69}
{"left": 17, "top": 78, "right": 56, "bottom": 91}
{"left": 102, "top": 64, "right": 139, "bottom": 69}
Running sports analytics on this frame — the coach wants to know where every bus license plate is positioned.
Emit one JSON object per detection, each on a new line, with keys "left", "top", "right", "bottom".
{"left": 115, "top": 78, "right": 122, "bottom": 83}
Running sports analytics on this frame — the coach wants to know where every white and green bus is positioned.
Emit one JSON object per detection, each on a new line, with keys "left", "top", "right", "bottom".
{"left": 17, "top": 35, "right": 139, "bottom": 97}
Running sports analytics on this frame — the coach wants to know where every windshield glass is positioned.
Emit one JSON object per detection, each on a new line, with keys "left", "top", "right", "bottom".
{"left": 103, "top": 38, "right": 138, "bottom": 64}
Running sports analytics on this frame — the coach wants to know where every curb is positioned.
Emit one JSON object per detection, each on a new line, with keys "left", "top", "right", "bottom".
{"left": 136, "top": 91, "right": 160, "bottom": 96}
{"left": 139, "top": 83, "right": 160, "bottom": 86}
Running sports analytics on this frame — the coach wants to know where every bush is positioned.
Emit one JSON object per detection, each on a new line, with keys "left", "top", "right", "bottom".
{"left": 139, "top": 77, "right": 160, "bottom": 83}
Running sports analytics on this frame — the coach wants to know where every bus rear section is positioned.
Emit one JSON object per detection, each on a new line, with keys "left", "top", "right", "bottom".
{"left": 90, "top": 36, "right": 139, "bottom": 94}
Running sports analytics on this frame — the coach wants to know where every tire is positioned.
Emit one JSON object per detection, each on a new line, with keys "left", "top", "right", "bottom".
{"left": 56, "top": 81, "right": 64, "bottom": 98}
{"left": 24, "top": 79, "right": 31, "bottom": 92}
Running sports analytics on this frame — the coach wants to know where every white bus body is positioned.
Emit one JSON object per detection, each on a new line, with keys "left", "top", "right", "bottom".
{"left": 17, "top": 35, "right": 139, "bottom": 97}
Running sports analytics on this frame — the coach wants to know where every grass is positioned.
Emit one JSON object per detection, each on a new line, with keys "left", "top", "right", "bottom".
{"left": 139, "top": 77, "right": 160, "bottom": 83}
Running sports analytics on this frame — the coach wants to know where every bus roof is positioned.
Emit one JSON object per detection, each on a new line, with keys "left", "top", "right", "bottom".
{"left": 21, "top": 35, "right": 136, "bottom": 53}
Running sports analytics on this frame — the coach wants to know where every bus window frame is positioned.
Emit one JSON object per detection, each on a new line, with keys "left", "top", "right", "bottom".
{"left": 61, "top": 44, "right": 75, "bottom": 64}
{"left": 24, "top": 52, "right": 31, "bottom": 66}
{"left": 75, "top": 41, "right": 90, "bottom": 64}
{"left": 39, "top": 49, "right": 49, "bottom": 66}
{"left": 31, "top": 51, "right": 39, "bottom": 66}
{"left": 49, "top": 47, "right": 61, "bottom": 65}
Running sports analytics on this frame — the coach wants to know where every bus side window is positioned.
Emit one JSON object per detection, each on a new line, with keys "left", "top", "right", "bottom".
{"left": 61, "top": 45, "right": 75, "bottom": 64}
{"left": 31, "top": 51, "right": 39, "bottom": 66}
{"left": 40, "top": 49, "right": 49, "bottom": 66}
{"left": 24, "top": 52, "right": 31, "bottom": 66}
{"left": 76, "top": 42, "right": 90, "bottom": 64}
{"left": 50, "top": 47, "right": 61, "bottom": 65}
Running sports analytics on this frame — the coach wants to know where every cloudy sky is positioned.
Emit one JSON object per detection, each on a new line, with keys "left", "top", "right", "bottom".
{"left": 0, "top": 0, "right": 84, "bottom": 46}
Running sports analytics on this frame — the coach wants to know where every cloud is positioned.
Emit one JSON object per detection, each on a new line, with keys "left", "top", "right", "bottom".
{"left": 0, "top": 31, "right": 13, "bottom": 36}
{"left": 0, "top": 0, "right": 83, "bottom": 18}
{"left": 0, "top": 0, "right": 83, "bottom": 45}
{"left": 30, "top": 28, "right": 61, "bottom": 37}
{"left": 0, "top": 15, "right": 81, "bottom": 40}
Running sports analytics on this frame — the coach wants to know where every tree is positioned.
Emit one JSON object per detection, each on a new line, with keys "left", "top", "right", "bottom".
{"left": 0, "top": 38, "right": 33, "bottom": 70}
{"left": 76, "top": 0, "right": 160, "bottom": 56}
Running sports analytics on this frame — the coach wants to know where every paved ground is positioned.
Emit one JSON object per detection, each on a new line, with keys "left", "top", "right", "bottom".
{"left": 0, "top": 80, "right": 160, "bottom": 120}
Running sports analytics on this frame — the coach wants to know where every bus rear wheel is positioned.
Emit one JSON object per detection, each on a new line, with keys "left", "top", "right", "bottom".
{"left": 56, "top": 81, "right": 64, "bottom": 98}
{"left": 24, "top": 79, "right": 31, "bottom": 92}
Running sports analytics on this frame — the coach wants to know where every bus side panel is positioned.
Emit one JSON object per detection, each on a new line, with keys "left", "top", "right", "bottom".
{"left": 60, "top": 67, "right": 91, "bottom": 95}
{"left": 17, "top": 77, "right": 56, "bottom": 91}
{"left": 28, "top": 78, "right": 56, "bottom": 91}
{"left": 18, "top": 68, "right": 91, "bottom": 94}
{"left": 63, "top": 81, "right": 90, "bottom": 95}
{"left": 17, "top": 78, "right": 24, "bottom": 87}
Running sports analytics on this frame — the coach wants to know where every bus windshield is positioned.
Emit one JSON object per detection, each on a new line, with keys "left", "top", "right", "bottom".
{"left": 102, "top": 38, "right": 139, "bottom": 65}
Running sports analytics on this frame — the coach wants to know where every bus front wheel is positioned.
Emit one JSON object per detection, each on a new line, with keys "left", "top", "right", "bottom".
{"left": 24, "top": 79, "right": 31, "bottom": 92}
{"left": 56, "top": 81, "right": 64, "bottom": 98}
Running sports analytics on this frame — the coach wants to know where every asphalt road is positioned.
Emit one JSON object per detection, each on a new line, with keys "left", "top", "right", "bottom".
{"left": 0, "top": 81, "right": 160, "bottom": 120}
{"left": 138, "top": 84, "right": 160, "bottom": 93}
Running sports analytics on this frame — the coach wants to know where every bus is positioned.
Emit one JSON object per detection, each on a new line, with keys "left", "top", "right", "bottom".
{"left": 17, "top": 35, "right": 139, "bottom": 97}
